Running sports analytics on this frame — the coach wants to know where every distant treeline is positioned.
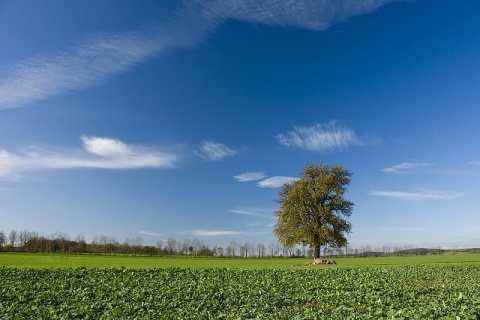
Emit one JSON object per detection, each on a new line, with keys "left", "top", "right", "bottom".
{"left": 0, "top": 229, "right": 277, "bottom": 257}
{"left": 1, "top": 229, "right": 477, "bottom": 257}
{"left": 0, "top": 229, "right": 218, "bottom": 257}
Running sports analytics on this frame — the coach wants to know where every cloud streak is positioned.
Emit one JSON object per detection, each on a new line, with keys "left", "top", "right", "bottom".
{"left": 368, "top": 190, "right": 464, "bottom": 200}
{"left": 0, "top": 8, "right": 217, "bottom": 109}
{"left": 383, "top": 162, "right": 476, "bottom": 176}
{"left": 0, "top": 136, "right": 179, "bottom": 180}
{"left": 0, "top": 32, "right": 156, "bottom": 108}
{"left": 140, "top": 231, "right": 164, "bottom": 236}
{"left": 233, "top": 171, "right": 267, "bottom": 182}
{"left": 195, "top": 0, "right": 405, "bottom": 31}
{"left": 0, "top": 1, "right": 404, "bottom": 109}
{"left": 228, "top": 208, "right": 273, "bottom": 218}
{"left": 382, "top": 162, "right": 432, "bottom": 174}
{"left": 276, "top": 121, "right": 368, "bottom": 153}
{"left": 195, "top": 141, "right": 240, "bottom": 161}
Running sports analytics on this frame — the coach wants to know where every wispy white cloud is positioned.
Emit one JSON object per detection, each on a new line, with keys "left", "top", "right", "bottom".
{"left": 228, "top": 208, "right": 273, "bottom": 218}
{"left": 257, "top": 176, "right": 297, "bottom": 188}
{"left": 0, "top": 33, "right": 153, "bottom": 108}
{"left": 233, "top": 171, "right": 267, "bottom": 182}
{"left": 0, "top": 8, "right": 217, "bottom": 109}
{"left": 183, "top": 230, "right": 243, "bottom": 237}
{"left": 0, "top": 1, "right": 405, "bottom": 109}
{"left": 276, "top": 121, "right": 368, "bottom": 153}
{"left": 229, "top": 209, "right": 262, "bottom": 216}
{"left": 355, "top": 225, "right": 480, "bottom": 233}
{"left": 0, "top": 136, "right": 179, "bottom": 180}
{"left": 195, "top": 0, "right": 405, "bottom": 31}
{"left": 382, "top": 162, "right": 431, "bottom": 174}
{"left": 229, "top": 208, "right": 276, "bottom": 230}
{"left": 383, "top": 162, "right": 476, "bottom": 176}
{"left": 195, "top": 141, "right": 239, "bottom": 161}
{"left": 368, "top": 189, "right": 465, "bottom": 200}
{"left": 140, "top": 231, "right": 164, "bottom": 236}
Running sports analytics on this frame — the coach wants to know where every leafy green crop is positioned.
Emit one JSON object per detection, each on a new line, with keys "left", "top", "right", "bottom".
{"left": 1, "top": 266, "right": 479, "bottom": 319}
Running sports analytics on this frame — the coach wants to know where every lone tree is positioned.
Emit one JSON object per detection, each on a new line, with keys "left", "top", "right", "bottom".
{"left": 274, "top": 163, "right": 354, "bottom": 259}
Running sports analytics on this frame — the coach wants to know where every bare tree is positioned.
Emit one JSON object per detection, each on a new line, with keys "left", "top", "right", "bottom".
{"left": 268, "top": 242, "right": 276, "bottom": 257}
{"left": 155, "top": 240, "right": 164, "bottom": 255}
{"left": 98, "top": 234, "right": 108, "bottom": 255}
{"left": 239, "top": 245, "right": 245, "bottom": 258}
{"left": 225, "top": 245, "right": 232, "bottom": 257}
{"left": 166, "top": 237, "right": 176, "bottom": 255}
{"left": 229, "top": 240, "right": 239, "bottom": 257}
{"left": 106, "top": 237, "right": 118, "bottom": 255}
{"left": 179, "top": 239, "right": 189, "bottom": 256}
{"left": 246, "top": 242, "right": 255, "bottom": 257}
{"left": 74, "top": 234, "right": 87, "bottom": 254}
{"left": 133, "top": 237, "right": 143, "bottom": 255}
{"left": 273, "top": 242, "right": 282, "bottom": 257}
{"left": 382, "top": 246, "right": 391, "bottom": 257}
{"left": 347, "top": 247, "right": 354, "bottom": 257}
{"left": 25, "top": 234, "right": 38, "bottom": 253}
{"left": 8, "top": 229, "right": 18, "bottom": 251}
{"left": 18, "top": 230, "right": 30, "bottom": 251}
{"left": 91, "top": 235, "right": 100, "bottom": 254}
{"left": 335, "top": 246, "right": 344, "bottom": 257}
{"left": 256, "top": 243, "right": 266, "bottom": 258}
{"left": 283, "top": 245, "right": 290, "bottom": 257}
{"left": 191, "top": 238, "right": 203, "bottom": 257}
{"left": 120, "top": 238, "right": 132, "bottom": 255}
{"left": 59, "top": 234, "right": 70, "bottom": 253}
{"left": 242, "top": 242, "right": 252, "bottom": 257}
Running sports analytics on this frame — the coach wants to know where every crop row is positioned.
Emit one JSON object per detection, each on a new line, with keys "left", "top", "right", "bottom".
{"left": 1, "top": 266, "right": 479, "bottom": 319}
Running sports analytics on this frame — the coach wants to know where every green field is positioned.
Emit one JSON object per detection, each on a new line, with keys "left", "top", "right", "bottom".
{"left": 2, "top": 252, "right": 480, "bottom": 269}
{"left": 1, "top": 253, "right": 480, "bottom": 319}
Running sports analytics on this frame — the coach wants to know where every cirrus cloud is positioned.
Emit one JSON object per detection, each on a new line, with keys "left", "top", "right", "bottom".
{"left": 0, "top": 7, "right": 217, "bottom": 109}
{"left": 0, "top": 1, "right": 406, "bottom": 109}
{"left": 195, "top": 141, "right": 240, "bottom": 161}
{"left": 233, "top": 171, "right": 267, "bottom": 182}
{"left": 194, "top": 0, "right": 405, "bottom": 31}
{"left": 228, "top": 208, "right": 273, "bottom": 218}
{"left": 382, "top": 162, "right": 432, "bottom": 174}
{"left": 140, "top": 231, "right": 164, "bottom": 236}
{"left": 276, "top": 121, "right": 371, "bottom": 153}
{"left": 368, "top": 189, "right": 465, "bottom": 201}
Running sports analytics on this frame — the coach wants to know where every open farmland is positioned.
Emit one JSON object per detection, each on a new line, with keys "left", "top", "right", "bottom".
{"left": 2, "top": 252, "right": 480, "bottom": 269}
{"left": 1, "top": 254, "right": 480, "bottom": 319}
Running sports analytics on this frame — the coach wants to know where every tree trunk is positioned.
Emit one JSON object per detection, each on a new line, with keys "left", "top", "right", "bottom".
{"left": 314, "top": 245, "right": 321, "bottom": 259}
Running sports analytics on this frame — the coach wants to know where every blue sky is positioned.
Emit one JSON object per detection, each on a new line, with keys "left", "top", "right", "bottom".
{"left": 1, "top": 0, "right": 480, "bottom": 249}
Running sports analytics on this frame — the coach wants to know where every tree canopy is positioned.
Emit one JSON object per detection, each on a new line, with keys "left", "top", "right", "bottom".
{"left": 274, "top": 163, "right": 354, "bottom": 259}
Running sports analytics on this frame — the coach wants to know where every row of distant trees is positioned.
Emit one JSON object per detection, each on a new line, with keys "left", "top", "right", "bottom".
{"left": 0, "top": 229, "right": 302, "bottom": 257}
{"left": 0, "top": 229, "right": 449, "bottom": 257}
